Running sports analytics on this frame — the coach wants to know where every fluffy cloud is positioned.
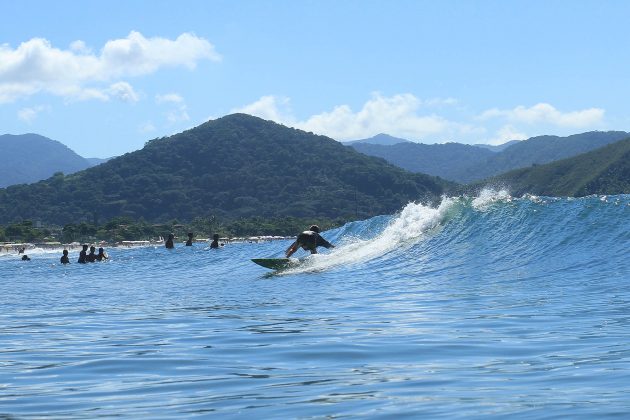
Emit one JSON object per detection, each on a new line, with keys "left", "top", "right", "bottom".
{"left": 156, "top": 93, "right": 189, "bottom": 123}
{"left": 479, "top": 103, "right": 605, "bottom": 128}
{"left": 485, "top": 125, "right": 528, "bottom": 145}
{"left": 0, "top": 32, "right": 220, "bottom": 103}
{"left": 233, "top": 93, "right": 469, "bottom": 141}
{"left": 18, "top": 105, "right": 48, "bottom": 123}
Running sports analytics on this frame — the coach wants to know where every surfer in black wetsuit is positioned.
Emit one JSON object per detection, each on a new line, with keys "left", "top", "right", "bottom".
{"left": 60, "top": 249, "right": 70, "bottom": 264}
{"left": 285, "top": 225, "right": 334, "bottom": 258}
{"left": 185, "top": 232, "right": 194, "bottom": 246}
{"left": 210, "top": 234, "right": 220, "bottom": 249}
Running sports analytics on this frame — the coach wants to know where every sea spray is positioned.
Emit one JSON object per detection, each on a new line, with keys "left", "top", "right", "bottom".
{"left": 283, "top": 196, "right": 459, "bottom": 274}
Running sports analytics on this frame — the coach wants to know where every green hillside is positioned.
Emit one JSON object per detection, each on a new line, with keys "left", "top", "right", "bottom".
{"left": 351, "top": 131, "right": 630, "bottom": 183}
{"left": 0, "top": 114, "right": 452, "bottom": 226}
{"left": 484, "top": 137, "right": 630, "bottom": 196}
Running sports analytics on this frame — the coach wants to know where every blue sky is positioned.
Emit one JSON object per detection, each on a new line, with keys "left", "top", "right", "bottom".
{"left": 2, "top": 0, "right": 630, "bottom": 157}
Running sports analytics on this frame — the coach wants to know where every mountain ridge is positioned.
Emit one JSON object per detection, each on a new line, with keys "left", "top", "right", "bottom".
{"left": 0, "top": 114, "right": 452, "bottom": 225}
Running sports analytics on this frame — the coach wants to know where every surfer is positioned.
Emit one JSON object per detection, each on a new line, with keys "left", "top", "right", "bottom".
{"left": 285, "top": 225, "right": 334, "bottom": 257}
{"left": 60, "top": 250, "right": 70, "bottom": 264}
{"left": 210, "top": 233, "right": 220, "bottom": 249}
{"left": 185, "top": 232, "right": 194, "bottom": 246}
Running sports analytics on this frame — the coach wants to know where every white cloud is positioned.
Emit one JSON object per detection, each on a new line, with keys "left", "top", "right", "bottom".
{"left": 0, "top": 31, "right": 220, "bottom": 103}
{"left": 232, "top": 95, "right": 292, "bottom": 122}
{"left": 156, "top": 92, "right": 189, "bottom": 123}
{"left": 233, "top": 93, "right": 470, "bottom": 141}
{"left": 108, "top": 82, "right": 139, "bottom": 102}
{"left": 478, "top": 103, "right": 605, "bottom": 128}
{"left": 139, "top": 121, "right": 156, "bottom": 133}
{"left": 156, "top": 93, "right": 185, "bottom": 104}
{"left": 485, "top": 125, "right": 528, "bottom": 145}
{"left": 18, "top": 105, "right": 48, "bottom": 123}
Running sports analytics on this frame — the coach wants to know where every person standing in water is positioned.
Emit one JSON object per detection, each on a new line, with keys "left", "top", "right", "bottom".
{"left": 185, "top": 232, "right": 194, "bottom": 246}
{"left": 165, "top": 233, "right": 175, "bottom": 249}
{"left": 60, "top": 250, "right": 70, "bottom": 264}
{"left": 77, "top": 245, "right": 88, "bottom": 263}
{"left": 210, "top": 234, "right": 220, "bottom": 249}
{"left": 96, "top": 247, "right": 108, "bottom": 261}
{"left": 87, "top": 246, "right": 97, "bottom": 262}
{"left": 285, "top": 225, "right": 334, "bottom": 258}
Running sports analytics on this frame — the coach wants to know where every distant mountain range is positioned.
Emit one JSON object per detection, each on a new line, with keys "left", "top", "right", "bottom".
{"left": 0, "top": 134, "right": 109, "bottom": 188}
{"left": 344, "top": 133, "right": 411, "bottom": 146}
{"left": 484, "top": 137, "right": 630, "bottom": 196}
{"left": 349, "top": 131, "right": 630, "bottom": 183}
{"left": 0, "top": 114, "right": 452, "bottom": 226}
{"left": 474, "top": 140, "right": 520, "bottom": 152}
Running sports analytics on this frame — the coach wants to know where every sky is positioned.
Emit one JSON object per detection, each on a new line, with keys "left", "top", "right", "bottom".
{"left": 2, "top": 0, "right": 630, "bottom": 157}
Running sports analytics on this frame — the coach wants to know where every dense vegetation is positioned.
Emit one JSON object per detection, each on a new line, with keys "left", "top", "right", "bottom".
{"left": 351, "top": 131, "right": 630, "bottom": 183}
{"left": 479, "top": 137, "right": 630, "bottom": 196}
{"left": 0, "top": 114, "right": 452, "bottom": 229}
{"left": 0, "top": 216, "right": 343, "bottom": 244}
{"left": 0, "top": 133, "right": 99, "bottom": 188}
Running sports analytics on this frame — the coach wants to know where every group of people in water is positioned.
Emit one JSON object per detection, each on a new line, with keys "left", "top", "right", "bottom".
{"left": 15, "top": 225, "right": 333, "bottom": 265}
{"left": 57, "top": 245, "right": 109, "bottom": 264}
{"left": 165, "top": 232, "right": 221, "bottom": 249}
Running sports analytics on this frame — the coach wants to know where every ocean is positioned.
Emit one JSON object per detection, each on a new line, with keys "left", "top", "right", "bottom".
{"left": 1, "top": 191, "right": 629, "bottom": 418}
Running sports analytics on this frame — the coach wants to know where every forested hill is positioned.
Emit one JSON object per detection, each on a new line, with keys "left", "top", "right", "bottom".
{"left": 350, "top": 131, "right": 630, "bottom": 184}
{"left": 0, "top": 134, "right": 94, "bottom": 188}
{"left": 483, "top": 137, "right": 630, "bottom": 196}
{"left": 0, "top": 114, "right": 452, "bottom": 225}
{"left": 458, "top": 130, "right": 630, "bottom": 182}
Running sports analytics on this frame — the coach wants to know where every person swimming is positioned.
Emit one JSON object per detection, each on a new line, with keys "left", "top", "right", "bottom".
{"left": 60, "top": 250, "right": 70, "bottom": 264}
{"left": 285, "top": 225, "right": 334, "bottom": 257}
{"left": 210, "top": 234, "right": 220, "bottom": 249}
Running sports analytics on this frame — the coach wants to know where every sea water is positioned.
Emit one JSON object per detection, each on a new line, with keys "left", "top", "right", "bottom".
{"left": 1, "top": 191, "right": 629, "bottom": 418}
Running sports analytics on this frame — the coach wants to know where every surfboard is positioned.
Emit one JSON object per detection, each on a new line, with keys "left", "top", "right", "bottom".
{"left": 251, "top": 258, "right": 296, "bottom": 270}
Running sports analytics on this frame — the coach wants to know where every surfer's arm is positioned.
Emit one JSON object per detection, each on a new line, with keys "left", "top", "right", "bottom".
{"left": 285, "top": 241, "right": 299, "bottom": 257}
{"left": 316, "top": 235, "right": 334, "bottom": 249}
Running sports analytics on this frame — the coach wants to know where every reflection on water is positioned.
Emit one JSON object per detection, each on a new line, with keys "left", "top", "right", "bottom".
{"left": 1, "top": 195, "right": 630, "bottom": 418}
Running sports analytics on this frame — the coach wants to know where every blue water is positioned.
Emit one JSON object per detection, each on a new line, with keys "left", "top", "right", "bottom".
{"left": 1, "top": 191, "right": 629, "bottom": 418}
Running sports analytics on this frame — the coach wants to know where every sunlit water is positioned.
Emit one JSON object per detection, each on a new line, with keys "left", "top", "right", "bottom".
{"left": 1, "top": 192, "right": 629, "bottom": 418}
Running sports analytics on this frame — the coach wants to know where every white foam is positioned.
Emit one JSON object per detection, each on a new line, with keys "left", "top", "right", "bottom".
{"left": 284, "top": 197, "right": 457, "bottom": 274}
{"left": 472, "top": 188, "right": 512, "bottom": 210}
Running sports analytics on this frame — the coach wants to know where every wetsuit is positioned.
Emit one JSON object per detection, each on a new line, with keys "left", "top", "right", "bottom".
{"left": 294, "top": 230, "right": 334, "bottom": 252}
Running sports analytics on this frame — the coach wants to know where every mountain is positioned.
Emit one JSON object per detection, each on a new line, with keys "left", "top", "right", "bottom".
{"left": 474, "top": 140, "right": 520, "bottom": 152}
{"left": 0, "top": 134, "right": 95, "bottom": 188}
{"left": 0, "top": 114, "right": 453, "bottom": 226}
{"left": 458, "top": 131, "right": 630, "bottom": 182}
{"left": 349, "top": 142, "right": 494, "bottom": 182}
{"left": 483, "top": 137, "right": 630, "bottom": 196}
{"left": 350, "top": 131, "right": 630, "bottom": 184}
{"left": 85, "top": 157, "right": 111, "bottom": 166}
{"left": 344, "top": 133, "right": 411, "bottom": 146}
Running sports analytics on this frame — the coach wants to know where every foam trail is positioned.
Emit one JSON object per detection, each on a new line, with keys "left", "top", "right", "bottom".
{"left": 284, "top": 197, "right": 458, "bottom": 274}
